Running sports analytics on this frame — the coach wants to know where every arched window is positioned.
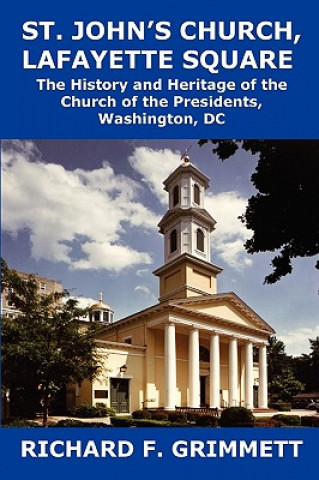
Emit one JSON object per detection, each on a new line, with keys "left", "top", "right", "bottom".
{"left": 170, "top": 229, "right": 177, "bottom": 253}
{"left": 194, "top": 184, "right": 200, "bottom": 205}
{"left": 199, "top": 346, "right": 210, "bottom": 362}
{"left": 196, "top": 228, "right": 204, "bottom": 252}
{"left": 173, "top": 185, "right": 179, "bottom": 206}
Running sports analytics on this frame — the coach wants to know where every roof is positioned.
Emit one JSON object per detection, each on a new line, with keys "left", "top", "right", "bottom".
{"left": 163, "top": 162, "right": 210, "bottom": 190}
{"left": 158, "top": 207, "right": 216, "bottom": 233}
{"left": 96, "top": 291, "right": 274, "bottom": 337}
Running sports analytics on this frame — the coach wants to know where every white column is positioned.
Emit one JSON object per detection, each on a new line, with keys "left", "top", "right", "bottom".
{"left": 210, "top": 333, "right": 220, "bottom": 408}
{"left": 228, "top": 337, "right": 238, "bottom": 407}
{"left": 258, "top": 344, "right": 268, "bottom": 408}
{"left": 188, "top": 328, "right": 200, "bottom": 407}
{"left": 164, "top": 322, "right": 176, "bottom": 410}
{"left": 245, "top": 341, "right": 254, "bottom": 409}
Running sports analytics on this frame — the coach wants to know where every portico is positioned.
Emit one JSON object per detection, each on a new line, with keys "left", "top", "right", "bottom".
{"left": 158, "top": 309, "right": 269, "bottom": 410}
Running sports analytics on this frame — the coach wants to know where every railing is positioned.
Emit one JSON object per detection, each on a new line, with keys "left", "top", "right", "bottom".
{"left": 175, "top": 406, "right": 219, "bottom": 416}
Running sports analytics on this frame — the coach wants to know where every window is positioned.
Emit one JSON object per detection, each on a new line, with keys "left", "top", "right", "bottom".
{"left": 199, "top": 346, "right": 210, "bottom": 362}
{"left": 196, "top": 228, "right": 204, "bottom": 252}
{"left": 40, "top": 282, "right": 46, "bottom": 291}
{"left": 93, "top": 311, "right": 100, "bottom": 322}
{"left": 124, "top": 337, "right": 132, "bottom": 344}
{"left": 170, "top": 229, "right": 177, "bottom": 253}
{"left": 173, "top": 185, "right": 179, "bottom": 206}
{"left": 103, "top": 311, "right": 109, "bottom": 323}
{"left": 194, "top": 184, "right": 200, "bottom": 205}
{"left": 6, "top": 288, "right": 15, "bottom": 307}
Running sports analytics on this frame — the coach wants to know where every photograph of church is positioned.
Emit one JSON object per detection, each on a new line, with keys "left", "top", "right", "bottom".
{"left": 70, "top": 154, "right": 275, "bottom": 413}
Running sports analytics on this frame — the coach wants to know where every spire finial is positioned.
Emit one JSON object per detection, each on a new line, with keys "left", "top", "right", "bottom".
{"left": 181, "top": 144, "right": 192, "bottom": 164}
{"left": 99, "top": 292, "right": 103, "bottom": 303}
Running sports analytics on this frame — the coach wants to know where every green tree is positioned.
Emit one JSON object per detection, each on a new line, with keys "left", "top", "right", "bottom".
{"left": 269, "top": 367, "right": 304, "bottom": 402}
{"left": 199, "top": 140, "right": 319, "bottom": 284}
{"left": 293, "top": 337, "right": 319, "bottom": 392}
{"left": 267, "top": 336, "right": 303, "bottom": 401}
{"left": 267, "top": 336, "right": 289, "bottom": 383}
{"left": 1, "top": 261, "right": 101, "bottom": 426}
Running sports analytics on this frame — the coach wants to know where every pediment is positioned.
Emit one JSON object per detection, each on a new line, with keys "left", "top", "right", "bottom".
{"left": 170, "top": 293, "right": 274, "bottom": 334}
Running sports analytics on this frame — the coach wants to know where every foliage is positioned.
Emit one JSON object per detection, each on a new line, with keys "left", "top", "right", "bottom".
{"left": 71, "top": 403, "right": 115, "bottom": 418}
{"left": 269, "top": 368, "right": 304, "bottom": 402}
{"left": 293, "top": 337, "right": 319, "bottom": 392}
{"left": 4, "top": 418, "right": 40, "bottom": 427}
{"left": 132, "top": 409, "right": 151, "bottom": 419}
{"left": 269, "top": 402, "right": 291, "bottom": 412}
{"left": 254, "top": 417, "right": 285, "bottom": 427}
{"left": 220, "top": 407, "right": 254, "bottom": 427}
{"left": 110, "top": 416, "right": 134, "bottom": 427}
{"left": 272, "top": 414, "right": 301, "bottom": 426}
{"left": 52, "top": 419, "right": 111, "bottom": 427}
{"left": 300, "top": 416, "right": 319, "bottom": 427}
{"left": 151, "top": 412, "right": 169, "bottom": 421}
{"left": 167, "top": 411, "right": 187, "bottom": 423}
{"left": 196, "top": 414, "right": 218, "bottom": 427}
{"left": 267, "top": 337, "right": 303, "bottom": 402}
{"left": 199, "top": 139, "right": 319, "bottom": 283}
{"left": 267, "top": 337, "right": 290, "bottom": 383}
{"left": 186, "top": 412, "right": 202, "bottom": 423}
{"left": 1, "top": 260, "right": 102, "bottom": 426}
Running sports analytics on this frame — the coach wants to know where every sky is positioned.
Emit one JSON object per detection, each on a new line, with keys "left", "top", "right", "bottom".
{"left": 1, "top": 139, "right": 318, "bottom": 356}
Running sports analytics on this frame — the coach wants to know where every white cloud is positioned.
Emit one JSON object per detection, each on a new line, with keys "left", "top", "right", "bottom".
{"left": 2, "top": 141, "right": 158, "bottom": 272}
{"left": 70, "top": 296, "right": 97, "bottom": 309}
{"left": 136, "top": 268, "right": 149, "bottom": 276}
{"left": 278, "top": 325, "right": 319, "bottom": 357}
{"left": 205, "top": 191, "right": 252, "bottom": 270}
{"left": 134, "top": 284, "right": 156, "bottom": 300}
{"left": 128, "top": 146, "right": 181, "bottom": 204}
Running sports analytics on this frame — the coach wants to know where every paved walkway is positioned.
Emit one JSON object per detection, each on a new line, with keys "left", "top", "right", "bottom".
{"left": 253, "top": 409, "right": 318, "bottom": 417}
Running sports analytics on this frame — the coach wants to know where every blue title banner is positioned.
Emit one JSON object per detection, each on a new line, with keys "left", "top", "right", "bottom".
{"left": 0, "top": 427, "right": 318, "bottom": 480}
{"left": 0, "top": 0, "right": 318, "bottom": 138}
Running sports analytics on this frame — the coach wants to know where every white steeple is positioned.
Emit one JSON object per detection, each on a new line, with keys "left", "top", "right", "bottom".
{"left": 158, "top": 155, "right": 216, "bottom": 265}
{"left": 154, "top": 154, "right": 222, "bottom": 301}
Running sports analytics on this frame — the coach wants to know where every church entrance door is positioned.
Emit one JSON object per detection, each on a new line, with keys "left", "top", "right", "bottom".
{"left": 110, "top": 378, "right": 130, "bottom": 413}
{"left": 200, "top": 376, "right": 207, "bottom": 407}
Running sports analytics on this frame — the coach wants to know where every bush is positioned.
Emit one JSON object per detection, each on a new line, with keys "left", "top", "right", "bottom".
{"left": 272, "top": 414, "right": 301, "bottom": 426}
{"left": 71, "top": 403, "right": 115, "bottom": 418}
{"left": 132, "top": 410, "right": 151, "bottom": 419}
{"left": 151, "top": 412, "right": 169, "bottom": 421}
{"left": 5, "top": 418, "right": 40, "bottom": 427}
{"left": 196, "top": 414, "right": 218, "bottom": 427}
{"left": 167, "top": 411, "right": 187, "bottom": 423}
{"left": 301, "top": 416, "right": 319, "bottom": 427}
{"left": 269, "top": 402, "right": 291, "bottom": 412}
{"left": 254, "top": 417, "right": 284, "bottom": 427}
{"left": 53, "top": 419, "right": 110, "bottom": 427}
{"left": 220, "top": 407, "right": 254, "bottom": 427}
{"left": 186, "top": 412, "right": 202, "bottom": 423}
{"left": 110, "top": 416, "right": 133, "bottom": 427}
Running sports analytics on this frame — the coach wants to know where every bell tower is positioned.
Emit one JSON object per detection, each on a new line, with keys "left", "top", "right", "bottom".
{"left": 154, "top": 155, "right": 222, "bottom": 301}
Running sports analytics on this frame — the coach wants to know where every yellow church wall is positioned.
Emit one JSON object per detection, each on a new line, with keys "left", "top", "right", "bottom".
{"left": 99, "top": 320, "right": 146, "bottom": 345}
{"left": 75, "top": 379, "right": 92, "bottom": 407}
{"left": 186, "top": 265, "right": 217, "bottom": 294}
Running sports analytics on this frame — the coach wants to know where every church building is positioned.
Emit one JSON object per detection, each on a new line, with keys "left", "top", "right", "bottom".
{"left": 69, "top": 156, "right": 275, "bottom": 413}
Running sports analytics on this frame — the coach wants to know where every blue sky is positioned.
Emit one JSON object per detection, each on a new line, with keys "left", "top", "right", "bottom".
{"left": 2, "top": 139, "right": 318, "bottom": 356}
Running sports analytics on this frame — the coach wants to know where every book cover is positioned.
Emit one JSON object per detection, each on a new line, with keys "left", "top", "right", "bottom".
{"left": 1, "top": 1, "right": 318, "bottom": 479}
